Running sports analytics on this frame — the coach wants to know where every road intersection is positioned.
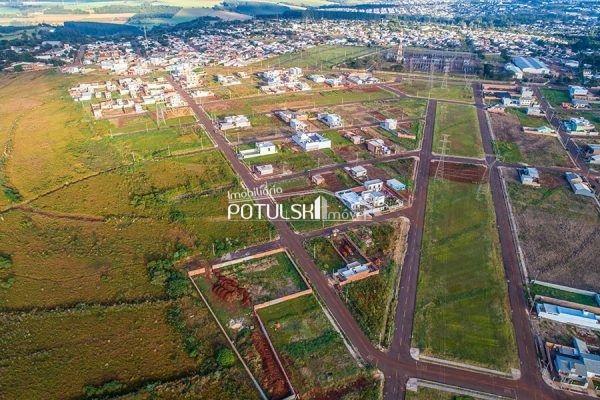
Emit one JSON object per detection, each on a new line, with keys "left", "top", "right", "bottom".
{"left": 171, "top": 76, "right": 596, "bottom": 400}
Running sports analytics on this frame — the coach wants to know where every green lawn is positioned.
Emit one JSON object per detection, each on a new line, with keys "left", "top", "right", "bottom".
{"left": 413, "top": 178, "right": 518, "bottom": 372}
{"left": 104, "top": 125, "right": 210, "bottom": 160}
{"left": 257, "top": 294, "right": 375, "bottom": 398}
{"left": 305, "top": 236, "right": 346, "bottom": 273}
{"left": 433, "top": 103, "right": 483, "bottom": 158}
{"left": 528, "top": 283, "right": 598, "bottom": 307}
{"left": 540, "top": 88, "right": 570, "bottom": 108}
{"left": 493, "top": 140, "right": 524, "bottom": 163}
{"left": 393, "top": 80, "right": 474, "bottom": 103}
{"left": 506, "top": 108, "right": 548, "bottom": 128}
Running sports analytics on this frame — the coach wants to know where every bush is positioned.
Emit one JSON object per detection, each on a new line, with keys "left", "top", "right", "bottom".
{"left": 216, "top": 348, "right": 236, "bottom": 368}
{"left": 83, "top": 380, "right": 126, "bottom": 397}
{"left": 0, "top": 253, "right": 12, "bottom": 269}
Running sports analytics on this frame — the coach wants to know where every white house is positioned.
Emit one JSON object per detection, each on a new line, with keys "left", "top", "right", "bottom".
{"left": 220, "top": 115, "right": 251, "bottom": 130}
{"left": 565, "top": 172, "right": 595, "bottom": 198}
{"left": 238, "top": 141, "right": 277, "bottom": 159}
{"left": 290, "top": 118, "right": 308, "bottom": 132}
{"left": 380, "top": 118, "right": 397, "bottom": 131}
{"left": 291, "top": 132, "right": 332, "bottom": 151}
{"left": 318, "top": 113, "right": 343, "bottom": 128}
{"left": 519, "top": 167, "right": 540, "bottom": 187}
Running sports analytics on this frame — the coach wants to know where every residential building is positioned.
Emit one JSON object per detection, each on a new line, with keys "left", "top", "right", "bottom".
{"left": 386, "top": 178, "right": 407, "bottom": 191}
{"left": 255, "top": 164, "right": 274, "bottom": 176}
{"left": 290, "top": 118, "right": 308, "bottom": 132}
{"left": 551, "top": 337, "right": 600, "bottom": 388}
{"left": 569, "top": 85, "right": 589, "bottom": 99}
{"left": 348, "top": 165, "right": 368, "bottom": 179}
{"left": 292, "top": 132, "right": 332, "bottom": 151}
{"left": 366, "top": 138, "right": 392, "bottom": 156}
{"left": 563, "top": 117, "right": 598, "bottom": 136}
{"left": 536, "top": 302, "right": 600, "bottom": 330}
{"left": 380, "top": 118, "right": 398, "bottom": 131}
{"left": 565, "top": 172, "right": 595, "bottom": 198}
{"left": 220, "top": 115, "right": 251, "bottom": 130}
{"left": 318, "top": 113, "right": 343, "bottom": 128}
{"left": 238, "top": 141, "right": 277, "bottom": 159}
{"left": 519, "top": 167, "right": 541, "bottom": 187}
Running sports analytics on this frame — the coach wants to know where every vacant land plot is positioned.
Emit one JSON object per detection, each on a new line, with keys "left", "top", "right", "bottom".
{"left": 491, "top": 113, "right": 571, "bottom": 167}
{"left": 104, "top": 125, "right": 210, "bottom": 160}
{"left": 31, "top": 151, "right": 272, "bottom": 257}
{"left": 257, "top": 294, "right": 376, "bottom": 399}
{"left": 204, "top": 87, "right": 393, "bottom": 118}
{"left": 506, "top": 108, "right": 547, "bottom": 128}
{"left": 194, "top": 252, "right": 307, "bottom": 399}
{"left": 256, "top": 45, "right": 378, "bottom": 69}
{"left": 405, "top": 387, "right": 475, "bottom": 400}
{"left": 506, "top": 170, "right": 600, "bottom": 290}
{"left": 540, "top": 88, "right": 570, "bottom": 108}
{"left": 0, "top": 210, "right": 179, "bottom": 310}
{"left": 279, "top": 192, "right": 351, "bottom": 232}
{"left": 390, "top": 80, "right": 474, "bottom": 103}
{"left": 433, "top": 103, "right": 483, "bottom": 158}
{"left": 413, "top": 178, "right": 518, "bottom": 372}
{"left": 0, "top": 298, "right": 256, "bottom": 400}
{"left": 343, "top": 219, "right": 409, "bottom": 348}
{"left": 305, "top": 236, "right": 346, "bottom": 274}
{"left": 0, "top": 71, "right": 120, "bottom": 205}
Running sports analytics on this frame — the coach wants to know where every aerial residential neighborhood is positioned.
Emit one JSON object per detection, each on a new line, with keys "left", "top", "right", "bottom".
{"left": 0, "top": 1, "right": 599, "bottom": 400}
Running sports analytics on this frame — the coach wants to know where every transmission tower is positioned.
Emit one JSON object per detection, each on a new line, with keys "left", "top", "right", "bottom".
{"left": 435, "top": 134, "right": 450, "bottom": 181}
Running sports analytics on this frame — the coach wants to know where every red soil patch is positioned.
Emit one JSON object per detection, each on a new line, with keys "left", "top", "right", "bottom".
{"left": 430, "top": 162, "right": 488, "bottom": 184}
{"left": 251, "top": 327, "right": 291, "bottom": 400}
{"left": 211, "top": 271, "right": 251, "bottom": 306}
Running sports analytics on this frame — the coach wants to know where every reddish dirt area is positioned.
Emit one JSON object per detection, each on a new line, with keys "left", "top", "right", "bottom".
{"left": 321, "top": 171, "right": 348, "bottom": 192}
{"left": 251, "top": 327, "right": 291, "bottom": 400}
{"left": 370, "top": 110, "right": 386, "bottom": 120}
{"left": 211, "top": 271, "right": 251, "bottom": 306}
{"left": 430, "top": 161, "right": 488, "bottom": 184}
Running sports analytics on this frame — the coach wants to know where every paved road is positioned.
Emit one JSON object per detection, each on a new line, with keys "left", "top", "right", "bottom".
{"left": 170, "top": 76, "right": 594, "bottom": 400}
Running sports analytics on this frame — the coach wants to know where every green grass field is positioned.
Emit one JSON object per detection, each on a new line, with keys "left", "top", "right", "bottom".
{"left": 413, "top": 178, "right": 518, "bottom": 372}
{"left": 205, "top": 87, "right": 393, "bottom": 118}
{"left": 0, "top": 298, "right": 257, "bottom": 400}
{"left": 540, "top": 88, "right": 570, "bottom": 108}
{"left": 256, "top": 45, "right": 379, "bottom": 69}
{"left": 393, "top": 80, "right": 474, "bottom": 103}
{"left": 257, "top": 294, "right": 377, "bottom": 399}
{"left": 528, "top": 283, "right": 598, "bottom": 306}
{"left": 506, "top": 108, "right": 548, "bottom": 128}
{"left": 305, "top": 236, "right": 346, "bottom": 273}
{"left": 433, "top": 103, "right": 483, "bottom": 158}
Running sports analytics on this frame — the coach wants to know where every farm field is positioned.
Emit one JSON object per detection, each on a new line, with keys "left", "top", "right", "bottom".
{"left": 342, "top": 219, "right": 409, "bottom": 348}
{"left": 433, "top": 103, "right": 483, "bottom": 158}
{"left": 193, "top": 252, "right": 308, "bottom": 399}
{"left": 254, "top": 45, "right": 379, "bottom": 69}
{"left": 413, "top": 177, "right": 518, "bottom": 372}
{"left": 390, "top": 80, "right": 474, "bottom": 103}
{"left": 505, "top": 170, "right": 600, "bottom": 290}
{"left": 256, "top": 294, "right": 379, "bottom": 399}
{"left": 490, "top": 112, "right": 572, "bottom": 167}
{"left": 0, "top": 298, "right": 258, "bottom": 400}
